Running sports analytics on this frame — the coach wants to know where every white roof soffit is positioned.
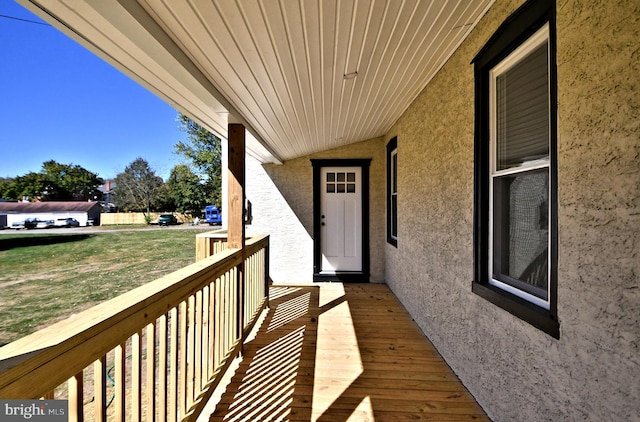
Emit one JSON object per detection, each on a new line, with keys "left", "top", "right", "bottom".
{"left": 20, "top": 0, "right": 495, "bottom": 164}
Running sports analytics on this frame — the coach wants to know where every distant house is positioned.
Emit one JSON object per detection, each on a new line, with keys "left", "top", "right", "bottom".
{"left": 0, "top": 201, "right": 101, "bottom": 227}
{"left": 95, "top": 180, "right": 117, "bottom": 212}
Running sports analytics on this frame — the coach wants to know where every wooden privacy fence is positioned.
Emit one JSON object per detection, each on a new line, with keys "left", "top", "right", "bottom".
{"left": 0, "top": 234, "right": 270, "bottom": 422}
{"left": 100, "top": 213, "right": 195, "bottom": 225}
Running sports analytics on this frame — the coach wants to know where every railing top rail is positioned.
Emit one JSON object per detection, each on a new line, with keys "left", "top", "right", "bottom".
{"left": 0, "top": 234, "right": 269, "bottom": 399}
{"left": 195, "top": 230, "right": 228, "bottom": 240}
{"left": 195, "top": 231, "right": 268, "bottom": 241}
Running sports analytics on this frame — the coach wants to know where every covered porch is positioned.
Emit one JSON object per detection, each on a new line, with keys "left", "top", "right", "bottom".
{"left": 0, "top": 234, "right": 488, "bottom": 421}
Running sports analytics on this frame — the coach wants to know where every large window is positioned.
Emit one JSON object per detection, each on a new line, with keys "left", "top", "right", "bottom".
{"left": 472, "top": 0, "right": 559, "bottom": 338}
{"left": 386, "top": 137, "right": 398, "bottom": 246}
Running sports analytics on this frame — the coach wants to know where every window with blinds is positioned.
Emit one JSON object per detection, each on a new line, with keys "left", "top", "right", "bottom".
{"left": 489, "top": 24, "right": 551, "bottom": 309}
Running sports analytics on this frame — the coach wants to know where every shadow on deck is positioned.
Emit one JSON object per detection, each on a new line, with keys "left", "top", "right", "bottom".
{"left": 206, "top": 283, "right": 489, "bottom": 421}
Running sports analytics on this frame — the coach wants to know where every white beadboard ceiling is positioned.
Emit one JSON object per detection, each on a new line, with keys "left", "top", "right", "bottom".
{"left": 22, "top": 0, "right": 494, "bottom": 164}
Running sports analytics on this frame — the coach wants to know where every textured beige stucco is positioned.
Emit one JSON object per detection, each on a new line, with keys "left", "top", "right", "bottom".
{"left": 384, "top": 0, "right": 639, "bottom": 421}
{"left": 245, "top": 137, "right": 386, "bottom": 283}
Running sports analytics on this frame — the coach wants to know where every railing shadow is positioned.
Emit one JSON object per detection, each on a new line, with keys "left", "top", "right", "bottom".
{"left": 210, "top": 286, "right": 320, "bottom": 421}
{"left": 209, "top": 283, "right": 490, "bottom": 421}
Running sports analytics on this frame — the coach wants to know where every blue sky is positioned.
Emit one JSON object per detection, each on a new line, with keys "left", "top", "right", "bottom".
{"left": 0, "top": 1, "right": 185, "bottom": 181}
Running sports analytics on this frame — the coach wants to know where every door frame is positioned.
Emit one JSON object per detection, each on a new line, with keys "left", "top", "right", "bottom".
{"left": 311, "top": 158, "right": 371, "bottom": 282}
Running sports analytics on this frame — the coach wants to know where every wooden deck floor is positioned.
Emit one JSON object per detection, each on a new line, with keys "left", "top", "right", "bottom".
{"left": 207, "top": 283, "right": 489, "bottom": 421}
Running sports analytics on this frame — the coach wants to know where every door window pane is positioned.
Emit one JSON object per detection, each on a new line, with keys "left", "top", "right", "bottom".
{"left": 326, "top": 171, "right": 357, "bottom": 194}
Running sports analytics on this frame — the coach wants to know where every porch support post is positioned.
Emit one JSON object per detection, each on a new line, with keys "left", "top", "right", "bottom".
{"left": 228, "top": 123, "right": 245, "bottom": 349}
{"left": 227, "top": 123, "right": 245, "bottom": 249}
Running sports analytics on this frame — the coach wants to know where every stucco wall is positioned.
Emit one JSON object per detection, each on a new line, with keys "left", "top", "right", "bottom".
{"left": 245, "top": 137, "right": 386, "bottom": 283}
{"left": 384, "top": 0, "right": 639, "bottom": 421}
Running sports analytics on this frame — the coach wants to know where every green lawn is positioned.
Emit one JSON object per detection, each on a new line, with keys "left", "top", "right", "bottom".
{"left": 0, "top": 227, "right": 215, "bottom": 346}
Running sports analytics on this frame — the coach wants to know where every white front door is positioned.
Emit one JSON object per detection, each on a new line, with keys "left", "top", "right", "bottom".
{"left": 320, "top": 167, "right": 362, "bottom": 273}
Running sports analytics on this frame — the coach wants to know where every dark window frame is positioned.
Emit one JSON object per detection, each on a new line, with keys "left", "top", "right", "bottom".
{"left": 386, "top": 137, "right": 398, "bottom": 246}
{"left": 472, "top": 0, "right": 559, "bottom": 338}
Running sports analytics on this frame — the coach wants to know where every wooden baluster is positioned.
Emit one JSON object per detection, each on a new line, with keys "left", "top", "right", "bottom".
{"left": 235, "top": 264, "right": 242, "bottom": 343}
{"left": 201, "top": 286, "right": 210, "bottom": 384}
{"left": 225, "top": 270, "right": 232, "bottom": 351}
{"left": 265, "top": 238, "right": 270, "bottom": 307}
{"left": 245, "top": 256, "right": 249, "bottom": 330}
{"left": 231, "top": 267, "right": 235, "bottom": 342}
{"left": 219, "top": 274, "right": 225, "bottom": 365}
{"left": 252, "top": 253, "right": 256, "bottom": 316}
{"left": 195, "top": 290, "right": 203, "bottom": 393}
{"left": 209, "top": 281, "right": 216, "bottom": 376}
{"left": 169, "top": 307, "right": 178, "bottom": 422}
{"left": 94, "top": 356, "right": 107, "bottom": 422}
{"left": 146, "top": 322, "right": 156, "bottom": 422}
{"left": 68, "top": 372, "right": 83, "bottom": 422}
{"left": 251, "top": 253, "right": 257, "bottom": 320}
{"left": 114, "top": 343, "right": 126, "bottom": 422}
{"left": 179, "top": 302, "right": 187, "bottom": 418}
{"left": 158, "top": 315, "right": 167, "bottom": 422}
{"left": 215, "top": 276, "right": 222, "bottom": 370}
{"left": 132, "top": 331, "right": 142, "bottom": 422}
{"left": 187, "top": 295, "right": 196, "bottom": 408}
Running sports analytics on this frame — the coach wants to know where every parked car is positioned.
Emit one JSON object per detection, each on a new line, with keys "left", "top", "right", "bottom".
{"left": 55, "top": 218, "right": 80, "bottom": 227}
{"left": 24, "top": 218, "right": 54, "bottom": 229}
{"left": 158, "top": 214, "right": 178, "bottom": 226}
{"left": 37, "top": 220, "right": 55, "bottom": 229}
{"left": 24, "top": 218, "right": 38, "bottom": 229}
{"left": 12, "top": 221, "right": 25, "bottom": 230}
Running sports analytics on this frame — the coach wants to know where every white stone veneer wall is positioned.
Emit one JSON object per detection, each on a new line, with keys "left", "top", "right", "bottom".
{"left": 245, "top": 137, "right": 386, "bottom": 283}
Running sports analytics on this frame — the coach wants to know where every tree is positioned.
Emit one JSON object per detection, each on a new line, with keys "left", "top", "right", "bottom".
{"left": 113, "top": 158, "right": 164, "bottom": 218}
{"left": 0, "top": 172, "right": 46, "bottom": 200}
{"left": 0, "top": 177, "right": 12, "bottom": 199}
{"left": 0, "top": 162, "right": 102, "bottom": 201}
{"left": 40, "top": 160, "right": 103, "bottom": 201}
{"left": 175, "top": 114, "right": 222, "bottom": 207}
{"left": 166, "top": 164, "right": 208, "bottom": 215}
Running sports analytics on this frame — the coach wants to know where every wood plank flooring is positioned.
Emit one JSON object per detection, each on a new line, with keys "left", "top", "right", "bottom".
{"left": 207, "top": 283, "right": 489, "bottom": 421}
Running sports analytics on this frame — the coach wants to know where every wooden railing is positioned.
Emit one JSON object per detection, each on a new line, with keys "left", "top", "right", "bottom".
{"left": 0, "top": 234, "right": 270, "bottom": 422}
{"left": 195, "top": 232, "right": 230, "bottom": 261}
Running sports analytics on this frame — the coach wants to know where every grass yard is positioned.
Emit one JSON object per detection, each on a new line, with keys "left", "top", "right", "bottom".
{"left": 0, "top": 227, "right": 216, "bottom": 346}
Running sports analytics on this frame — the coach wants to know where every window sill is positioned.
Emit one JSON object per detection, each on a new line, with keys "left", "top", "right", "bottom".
{"left": 472, "top": 282, "right": 559, "bottom": 338}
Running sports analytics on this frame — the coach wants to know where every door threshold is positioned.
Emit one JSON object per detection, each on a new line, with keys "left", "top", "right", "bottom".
{"left": 313, "top": 272, "right": 368, "bottom": 283}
